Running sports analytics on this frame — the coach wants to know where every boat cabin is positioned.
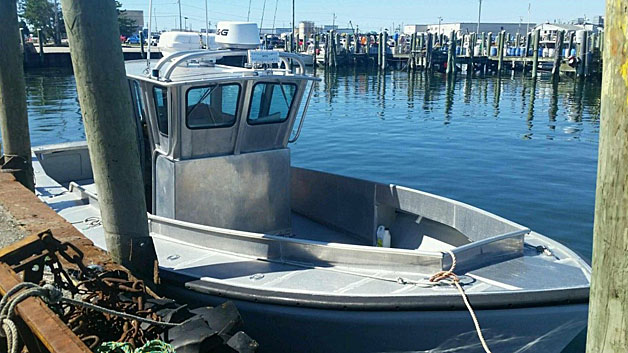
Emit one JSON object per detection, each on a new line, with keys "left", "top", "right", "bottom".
{"left": 126, "top": 25, "right": 317, "bottom": 235}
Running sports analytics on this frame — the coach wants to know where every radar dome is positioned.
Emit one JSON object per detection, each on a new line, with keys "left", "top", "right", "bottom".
{"left": 215, "top": 22, "right": 260, "bottom": 49}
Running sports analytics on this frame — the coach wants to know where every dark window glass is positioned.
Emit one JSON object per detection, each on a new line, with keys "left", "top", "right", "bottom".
{"left": 247, "top": 82, "right": 297, "bottom": 125}
{"left": 153, "top": 86, "right": 168, "bottom": 135}
{"left": 186, "top": 84, "right": 240, "bottom": 129}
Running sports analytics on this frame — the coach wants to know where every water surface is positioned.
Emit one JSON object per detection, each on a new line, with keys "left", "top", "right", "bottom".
{"left": 19, "top": 67, "right": 601, "bottom": 351}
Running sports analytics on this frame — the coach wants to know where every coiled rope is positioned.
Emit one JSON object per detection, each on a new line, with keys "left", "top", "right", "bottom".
{"left": 0, "top": 283, "right": 181, "bottom": 353}
{"left": 429, "top": 250, "right": 493, "bottom": 353}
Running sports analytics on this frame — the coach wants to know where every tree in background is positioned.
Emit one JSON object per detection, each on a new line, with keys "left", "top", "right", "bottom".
{"left": 19, "top": 0, "right": 64, "bottom": 45}
{"left": 21, "top": 0, "right": 54, "bottom": 41}
{"left": 116, "top": 1, "right": 137, "bottom": 38}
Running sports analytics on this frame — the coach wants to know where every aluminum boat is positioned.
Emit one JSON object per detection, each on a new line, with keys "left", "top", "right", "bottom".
{"left": 32, "top": 23, "right": 590, "bottom": 353}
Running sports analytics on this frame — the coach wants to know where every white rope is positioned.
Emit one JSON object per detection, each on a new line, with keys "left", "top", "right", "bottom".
{"left": 429, "top": 250, "right": 492, "bottom": 353}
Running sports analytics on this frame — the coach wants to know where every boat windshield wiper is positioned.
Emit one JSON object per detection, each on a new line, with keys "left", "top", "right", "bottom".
{"left": 275, "top": 80, "right": 291, "bottom": 110}
{"left": 187, "top": 85, "right": 219, "bottom": 123}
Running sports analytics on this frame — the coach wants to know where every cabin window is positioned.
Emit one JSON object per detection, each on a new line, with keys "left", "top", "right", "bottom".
{"left": 153, "top": 86, "right": 168, "bottom": 136}
{"left": 186, "top": 83, "right": 241, "bottom": 129}
{"left": 131, "top": 81, "right": 146, "bottom": 123}
{"left": 247, "top": 82, "right": 297, "bottom": 125}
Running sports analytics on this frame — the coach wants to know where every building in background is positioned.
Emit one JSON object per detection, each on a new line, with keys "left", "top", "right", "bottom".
{"left": 120, "top": 10, "right": 144, "bottom": 32}
{"left": 299, "top": 21, "right": 315, "bottom": 39}
{"left": 425, "top": 22, "right": 535, "bottom": 36}
{"left": 403, "top": 24, "right": 427, "bottom": 35}
{"left": 260, "top": 27, "right": 292, "bottom": 36}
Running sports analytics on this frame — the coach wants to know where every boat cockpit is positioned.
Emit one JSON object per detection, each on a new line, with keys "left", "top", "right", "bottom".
{"left": 125, "top": 48, "right": 318, "bottom": 236}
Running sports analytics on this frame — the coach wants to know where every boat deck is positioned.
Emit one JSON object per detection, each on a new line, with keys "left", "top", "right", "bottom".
{"left": 33, "top": 155, "right": 591, "bottom": 307}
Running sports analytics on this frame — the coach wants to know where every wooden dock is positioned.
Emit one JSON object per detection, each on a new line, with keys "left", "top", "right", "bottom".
{"left": 295, "top": 29, "right": 602, "bottom": 79}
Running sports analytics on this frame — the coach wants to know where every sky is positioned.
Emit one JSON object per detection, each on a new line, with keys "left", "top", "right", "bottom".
{"left": 119, "top": 0, "right": 606, "bottom": 32}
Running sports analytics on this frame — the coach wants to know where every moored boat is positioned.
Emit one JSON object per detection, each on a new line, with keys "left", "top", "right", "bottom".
{"left": 32, "top": 22, "right": 590, "bottom": 353}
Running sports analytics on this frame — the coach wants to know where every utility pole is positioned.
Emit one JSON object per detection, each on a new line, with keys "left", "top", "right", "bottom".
{"left": 292, "top": 0, "right": 295, "bottom": 52}
{"left": 476, "top": 0, "right": 482, "bottom": 35}
{"left": 178, "top": 0, "right": 182, "bottom": 31}
{"left": 0, "top": 0, "right": 34, "bottom": 192}
{"left": 59, "top": 0, "right": 158, "bottom": 280}
{"left": 204, "top": 0, "right": 208, "bottom": 49}
{"left": 184, "top": 16, "right": 188, "bottom": 31}
{"left": 586, "top": 0, "right": 628, "bottom": 352}
{"left": 526, "top": 3, "right": 531, "bottom": 34}
{"left": 438, "top": 16, "right": 443, "bottom": 39}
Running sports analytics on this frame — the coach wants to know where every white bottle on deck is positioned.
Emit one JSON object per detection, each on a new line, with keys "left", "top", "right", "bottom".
{"left": 376, "top": 225, "right": 391, "bottom": 248}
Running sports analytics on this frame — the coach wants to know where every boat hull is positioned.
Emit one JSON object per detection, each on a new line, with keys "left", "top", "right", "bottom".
{"left": 161, "top": 281, "right": 587, "bottom": 353}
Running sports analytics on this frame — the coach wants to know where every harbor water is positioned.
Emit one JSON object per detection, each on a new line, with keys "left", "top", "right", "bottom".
{"left": 20, "top": 67, "right": 600, "bottom": 352}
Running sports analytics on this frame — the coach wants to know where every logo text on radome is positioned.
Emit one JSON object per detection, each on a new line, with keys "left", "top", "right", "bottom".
{"left": 217, "top": 29, "right": 229, "bottom": 36}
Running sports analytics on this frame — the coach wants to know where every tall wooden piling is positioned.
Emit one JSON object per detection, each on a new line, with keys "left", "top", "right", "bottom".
{"left": 487, "top": 31, "right": 493, "bottom": 52}
{"left": 551, "top": 30, "right": 564, "bottom": 82}
{"left": 37, "top": 28, "right": 45, "bottom": 66}
{"left": 0, "top": 0, "right": 34, "bottom": 192}
{"left": 497, "top": 31, "right": 505, "bottom": 74}
{"left": 446, "top": 30, "right": 456, "bottom": 76}
{"left": 313, "top": 34, "right": 319, "bottom": 68}
{"left": 379, "top": 32, "right": 387, "bottom": 70}
{"left": 567, "top": 31, "right": 575, "bottom": 57}
{"left": 139, "top": 30, "right": 145, "bottom": 58}
{"left": 426, "top": 33, "right": 433, "bottom": 71}
{"left": 577, "top": 31, "right": 587, "bottom": 78}
{"left": 531, "top": 28, "right": 540, "bottom": 78}
{"left": 480, "top": 32, "right": 485, "bottom": 56}
{"left": 60, "top": 0, "right": 158, "bottom": 279}
{"left": 467, "top": 33, "right": 474, "bottom": 76}
{"left": 586, "top": 1, "right": 628, "bottom": 352}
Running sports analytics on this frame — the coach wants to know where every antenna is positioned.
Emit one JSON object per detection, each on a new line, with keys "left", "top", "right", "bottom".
{"left": 178, "top": 0, "right": 182, "bottom": 31}
{"left": 260, "top": 0, "right": 267, "bottom": 35}
{"left": 271, "top": 0, "right": 278, "bottom": 34}
{"left": 476, "top": 0, "right": 482, "bottom": 34}
{"left": 146, "top": 0, "right": 153, "bottom": 72}
{"left": 205, "top": 0, "right": 209, "bottom": 49}
{"left": 247, "top": 0, "right": 252, "bottom": 22}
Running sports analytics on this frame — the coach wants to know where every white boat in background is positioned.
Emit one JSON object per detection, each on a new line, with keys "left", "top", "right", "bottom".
{"left": 33, "top": 22, "right": 590, "bottom": 353}
{"left": 157, "top": 31, "right": 202, "bottom": 57}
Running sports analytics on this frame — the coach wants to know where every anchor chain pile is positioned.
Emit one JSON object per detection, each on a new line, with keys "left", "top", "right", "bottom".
{"left": 1, "top": 232, "right": 259, "bottom": 353}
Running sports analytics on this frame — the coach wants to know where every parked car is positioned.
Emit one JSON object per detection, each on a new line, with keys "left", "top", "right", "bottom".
{"left": 125, "top": 35, "right": 141, "bottom": 45}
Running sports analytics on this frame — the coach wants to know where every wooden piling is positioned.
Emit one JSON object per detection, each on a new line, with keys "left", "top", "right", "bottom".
{"left": 497, "top": 30, "right": 505, "bottom": 74}
{"left": 551, "top": 30, "right": 564, "bottom": 82}
{"left": 313, "top": 34, "right": 319, "bottom": 68}
{"left": 446, "top": 30, "right": 456, "bottom": 76}
{"left": 19, "top": 28, "right": 28, "bottom": 65}
{"left": 37, "top": 28, "right": 45, "bottom": 66}
{"left": 586, "top": 1, "right": 628, "bottom": 352}
{"left": 577, "top": 31, "right": 587, "bottom": 78}
{"left": 0, "top": 0, "right": 34, "bottom": 191}
{"left": 467, "top": 33, "right": 475, "bottom": 76}
{"left": 567, "top": 31, "right": 575, "bottom": 57}
{"left": 60, "top": 0, "right": 158, "bottom": 279}
{"left": 426, "top": 33, "right": 433, "bottom": 71}
{"left": 487, "top": 31, "right": 493, "bottom": 56}
{"left": 584, "top": 32, "right": 595, "bottom": 77}
{"left": 139, "top": 30, "right": 145, "bottom": 58}
{"left": 531, "top": 28, "right": 540, "bottom": 78}
{"left": 410, "top": 33, "right": 417, "bottom": 70}
{"left": 480, "top": 32, "right": 485, "bottom": 56}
